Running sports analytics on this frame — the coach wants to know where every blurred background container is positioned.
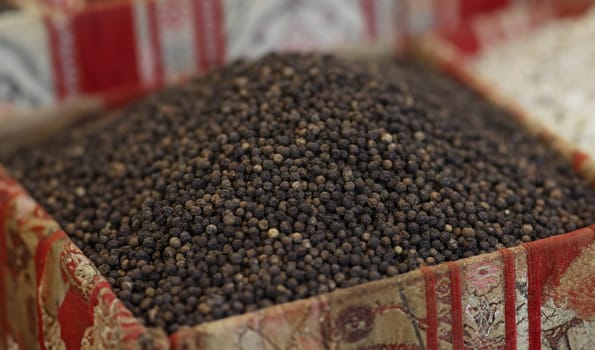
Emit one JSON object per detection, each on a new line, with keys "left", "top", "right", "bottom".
{"left": 0, "top": 0, "right": 546, "bottom": 117}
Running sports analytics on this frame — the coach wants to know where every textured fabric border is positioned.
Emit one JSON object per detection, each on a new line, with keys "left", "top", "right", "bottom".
{"left": 0, "top": 167, "right": 169, "bottom": 350}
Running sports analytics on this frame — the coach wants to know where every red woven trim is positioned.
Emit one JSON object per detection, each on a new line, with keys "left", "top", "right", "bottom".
{"left": 0, "top": 193, "right": 8, "bottom": 349}
{"left": 148, "top": 0, "right": 164, "bottom": 85}
{"left": 71, "top": 3, "right": 140, "bottom": 94}
{"left": 192, "top": 0, "right": 209, "bottom": 73}
{"left": 421, "top": 267, "right": 437, "bottom": 350}
{"left": 447, "top": 262, "right": 464, "bottom": 349}
{"left": 526, "top": 243, "right": 541, "bottom": 350}
{"left": 501, "top": 248, "right": 517, "bottom": 350}
{"left": 212, "top": 0, "right": 226, "bottom": 65}
{"left": 360, "top": 0, "right": 377, "bottom": 40}
{"left": 45, "top": 16, "right": 67, "bottom": 99}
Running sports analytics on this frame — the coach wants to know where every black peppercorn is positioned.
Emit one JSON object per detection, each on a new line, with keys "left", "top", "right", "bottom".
{"left": 5, "top": 53, "right": 595, "bottom": 333}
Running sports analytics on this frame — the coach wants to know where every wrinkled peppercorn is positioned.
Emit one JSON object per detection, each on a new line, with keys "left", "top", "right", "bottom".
{"left": 4, "top": 53, "right": 595, "bottom": 334}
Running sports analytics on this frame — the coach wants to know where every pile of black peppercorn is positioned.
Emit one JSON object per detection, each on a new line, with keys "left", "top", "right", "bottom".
{"left": 4, "top": 54, "right": 595, "bottom": 333}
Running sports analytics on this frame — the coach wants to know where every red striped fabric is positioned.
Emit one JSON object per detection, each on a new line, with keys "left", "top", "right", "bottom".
{"left": 147, "top": 0, "right": 164, "bottom": 85}
{"left": 71, "top": 3, "right": 139, "bottom": 94}
{"left": 501, "top": 248, "right": 518, "bottom": 350}
{"left": 211, "top": 0, "right": 225, "bottom": 65}
{"left": 0, "top": 192, "right": 8, "bottom": 350}
{"left": 192, "top": 0, "right": 208, "bottom": 73}
{"left": 45, "top": 17, "right": 68, "bottom": 99}
{"left": 526, "top": 243, "right": 542, "bottom": 350}
{"left": 421, "top": 267, "right": 438, "bottom": 350}
{"left": 191, "top": 0, "right": 225, "bottom": 72}
{"left": 447, "top": 262, "right": 464, "bottom": 349}
{"left": 360, "top": 0, "right": 377, "bottom": 40}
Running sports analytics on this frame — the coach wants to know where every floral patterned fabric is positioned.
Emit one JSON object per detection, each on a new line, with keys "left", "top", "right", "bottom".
{"left": 0, "top": 167, "right": 169, "bottom": 350}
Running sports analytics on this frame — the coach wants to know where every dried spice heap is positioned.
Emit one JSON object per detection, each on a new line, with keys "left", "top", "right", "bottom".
{"left": 4, "top": 54, "right": 595, "bottom": 333}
